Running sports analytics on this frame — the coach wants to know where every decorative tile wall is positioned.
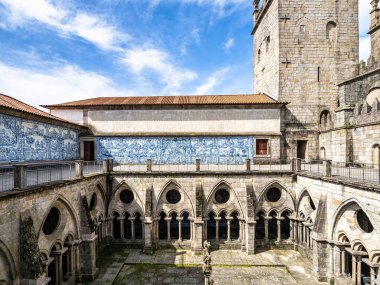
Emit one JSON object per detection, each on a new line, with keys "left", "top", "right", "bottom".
{"left": 96, "top": 136, "right": 254, "bottom": 164}
{"left": 0, "top": 114, "right": 79, "bottom": 162}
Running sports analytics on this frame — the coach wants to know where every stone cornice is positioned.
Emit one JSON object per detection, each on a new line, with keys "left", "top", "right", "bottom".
{"left": 338, "top": 67, "right": 380, "bottom": 86}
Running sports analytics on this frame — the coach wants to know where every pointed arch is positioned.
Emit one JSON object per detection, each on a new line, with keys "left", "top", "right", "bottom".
{"left": 38, "top": 195, "right": 80, "bottom": 239}
{"left": 155, "top": 179, "right": 195, "bottom": 217}
{"left": 0, "top": 239, "right": 18, "bottom": 284}
{"left": 330, "top": 198, "right": 376, "bottom": 240}
{"left": 206, "top": 180, "right": 234, "bottom": 202}
{"left": 258, "top": 180, "right": 296, "bottom": 209}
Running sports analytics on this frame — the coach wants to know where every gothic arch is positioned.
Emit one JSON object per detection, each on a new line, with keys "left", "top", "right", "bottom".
{"left": 256, "top": 181, "right": 296, "bottom": 214}
{"left": 110, "top": 180, "right": 144, "bottom": 218}
{"left": 0, "top": 239, "right": 18, "bottom": 284}
{"left": 38, "top": 195, "right": 80, "bottom": 239}
{"left": 155, "top": 179, "right": 195, "bottom": 217}
{"left": 205, "top": 180, "right": 245, "bottom": 219}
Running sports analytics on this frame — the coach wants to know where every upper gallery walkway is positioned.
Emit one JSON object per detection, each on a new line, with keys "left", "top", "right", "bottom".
{"left": 1, "top": 158, "right": 380, "bottom": 192}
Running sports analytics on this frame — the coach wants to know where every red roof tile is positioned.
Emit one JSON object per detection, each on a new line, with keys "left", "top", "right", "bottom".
{"left": 0, "top": 93, "right": 80, "bottom": 126}
{"left": 41, "top": 94, "right": 284, "bottom": 109}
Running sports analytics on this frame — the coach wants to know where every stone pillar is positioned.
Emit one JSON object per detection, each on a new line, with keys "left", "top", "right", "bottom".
{"left": 102, "top": 159, "right": 109, "bottom": 173}
{"left": 245, "top": 159, "right": 251, "bottom": 171}
{"left": 143, "top": 218, "right": 153, "bottom": 254}
{"left": 215, "top": 218, "right": 220, "bottom": 241}
{"left": 352, "top": 256, "right": 357, "bottom": 283}
{"left": 147, "top": 159, "right": 152, "bottom": 172}
{"left": 239, "top": 220, "right": 243, "bottom": 241}
{"left": 334, "top": 246, "right": 342, "bottom": 276}
{"left": 290, "top": 220, "right": 294, "bottom": 241}
{"left": 227, "top": 218, "right": 232, "bottom": 242}
{"left": 294, "top": 221, "right": 298, "bottom": 243}
{"left": 357, "top": 256, "right": 362, "bottom": 285}
{"left": 341, "top": 249, "right": 347, "bottom": 275}
{"left": 14, "top": 164, "right": 27, "bottom": 189}
{"left": 196, "top": 159, "right": 201, "bottom": 172}
{"left": 130, "top": 218, "right": 135, "bottom": 240}
{"left": 246, "top": 220, "right": 256, "bottom": 255}
{"left": 73, "top": 240, "right": 82, "bottom": 282}
{"left": 276, "top": 218, "right": 283, "bottom": 243}
{"left": 264, "top": 218, "right": 269, "bottom": 243}
{"left": 193, "top": 220, "right": 205, "bottom": 254}
{"left": 327, "top": 243, "right": 335, "bottom": 283}
{"left": 291, "top": 158, "right": 301, "bottom": 172}
{"left": 190, "top": 220, "right": 194, "bottom": 241}
{"left": 323, "top": 160, "right": 332, "bottom": 177}
{"left": 118, "top": 217, "right": 125, "bottom": 239}
{"left": 51, "top": 249, "right": 64, "bottom": 285}
{"left": 178, "top": 218, "right": 183, "bottom": 242}
{"left": 166, "top": 218, "right": 171, "bottom": 241}
{"left": 75, "top": 160, "right": 83, "bottom": 178}
{"left": 370, "top": 267, "right": 377, "bottom": 285}
{"left": 80, "top": 234, "right": 98, "bottom": 280}
{"left": 64, "top": 241, "right": 75, "bottom": 279}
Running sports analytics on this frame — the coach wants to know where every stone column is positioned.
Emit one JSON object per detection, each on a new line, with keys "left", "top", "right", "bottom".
{"left": 341, "top": 249, "right": 347, "bottom": 275}
{"left": 276, "top": 217, "right": 283, "bottom": 243}
{"left": 352, "top": 256, "right": 357, "bottom": 283}
{"left": 323, "top": 160, "right": 332, "bottom": 177}
{"left": 196, "top": 159, "right": 201, "bottom": 171}
{"left": 118, "top": 217, "right": 125, "bottom": 239}
{"left": 290, "top": 219, "right": 294, "bottom": 241}
{"left": 73, "top": 240, "right": 82, "bottom": 282}
{"left": 165, "top": 218, "right": 171, "bottom": 241}
{"left": 264, "top": 218, "right": 269, "bottom": 243}
{"left": 51, "top": 249, "right": 64, "bottom": 285}
{"left": 130, "top": 218, "right": 135, "bottom": 240}
{"left": 64, "top": 241, "right": 75, "bottom": 279}
{"left": 192, "top": 220, "right": 205, "bottom": 254}
{"left": 239, "top": 220, "right": 243, "bottom": 242}
{"left": 178, "top": 218, "right": 183, "bottom": 242}
{"left": 204, "top": 219, "right": 208, "bottom": 240}
{"left": 215, "top": 218, "right": 220, "bottom": 241}
{"left": 245, "top": 159, "right": 251, "bottom": 171}
{"left": 227, "top": 218, "right": 232, "bottom": 242}
{"left": 327, "top": 243, "right": 335, "bottom": 283}
{"left": 294, "top": 221, "right": 298, "bottom": 243}
{"left": 147, "top": 159, "right": 152, "bottom": 172}
{"left": 190, "top": 219, "right": 194, "bottom": 241}
{"left": 334, "top": 246, "right": 342, "bottom": 276}
{"left": 357, "top": 256, "right": 362, "bottom": 285}
{"left": 370, "top": 267, "right": 377, "bottom": 285}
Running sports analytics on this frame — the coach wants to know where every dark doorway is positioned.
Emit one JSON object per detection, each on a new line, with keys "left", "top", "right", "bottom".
{"left": 230, "top": 212, "right": 240, "bottom": 240}
{"left": 83, "top": 141, "right": 95, "bottom": 161}
{"left": 297, "top": 140, "right": 307, "bottom": 159}
{"left": 124, "top": 213, "right": 132, "bottom": 239}
{"left": 113, "top": 213, "right": 121, "bottom": 239}
{"left": 170, "top": 212, "right": 179, "bottom": 240}
{"left": 281, "top": 211, "right": 291, "bottom": 239}
{"left": 268, "top": 211, "right": 277, "bottom": 240}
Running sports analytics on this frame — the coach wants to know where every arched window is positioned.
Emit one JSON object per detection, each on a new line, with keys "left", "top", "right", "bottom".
{"left": 134, "top": 212, "right": 143, "bottom": 239}
{"left": 113, "top": 212, "right": 121, "bottom": 239}
{"left": 319, "top": 110, "right": 331, "bottom": 129}
{"left": 181, "top": 212, "right": 191, "bottom": 240}
{"left": 219, "top": 212, "right": 228, "bottom": 240}
{"left": 207, "top": 212, "right": 216, "bottom": 240}
{"left": 320, "top": 147, "right": 326, "bottom": 160}
{"left": 326, "top": 21, "right": 337, "bottom": 42}
{"left": 230, "top": 211, "right": 240, "bottom": 240}
{"left": 268, "top": 211, "right": 277, "bottom": 240}
{"left": 158, "top": 212, "right": 167, "bottom": 240}
{"left": 124, "top": 212, "right": 132, "bottom": 239}
{"left": 256, "top": 211, "right": 265, "bottom": 240}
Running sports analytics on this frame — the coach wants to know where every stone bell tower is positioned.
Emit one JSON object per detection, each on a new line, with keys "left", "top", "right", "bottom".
{"left": 252, "top": 0, "right": 359, "bottom": 160}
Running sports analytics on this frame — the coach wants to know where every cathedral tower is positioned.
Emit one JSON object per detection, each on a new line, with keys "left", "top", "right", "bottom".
{"left": 252, "top": 0, "right": 359, "bottom": 160}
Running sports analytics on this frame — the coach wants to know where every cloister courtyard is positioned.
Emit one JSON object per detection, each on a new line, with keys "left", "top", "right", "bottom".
{"left": 86, "top": 246, "right": 328, "bottom": 285}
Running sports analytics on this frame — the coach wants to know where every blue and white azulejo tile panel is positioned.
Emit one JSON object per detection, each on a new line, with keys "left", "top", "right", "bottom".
{"left": 96, "top": 136, "right": 254, "bottom": 164}
{"left": 0, "top": 114, "right": 79, "bottom": 162}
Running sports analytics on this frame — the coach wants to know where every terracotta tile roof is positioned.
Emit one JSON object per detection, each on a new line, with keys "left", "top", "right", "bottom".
{"left": 41, "top": 94, "right": 285, "bottom": 109}
{"left": 0, "top": 93, "right": 80, "bottom": 126}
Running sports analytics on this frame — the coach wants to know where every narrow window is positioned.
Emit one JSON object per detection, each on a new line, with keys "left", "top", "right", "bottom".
{"left": 256, "top": 139, "right": 269, "bottom": 155}
{"left": 300, "top": 25, "right": 306, "bottom": 33}
{"left": 266, "top": 36, "right": 270, "bottom": 52}
{"left": 317, "top": 67, "right": 320, "bottom": 82}
{"left": 258, "top": 49, "right": 261, "bottom": 63}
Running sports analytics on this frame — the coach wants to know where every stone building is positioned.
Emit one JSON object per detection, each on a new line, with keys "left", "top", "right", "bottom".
{"left": 0, "top": 0, "right": 380, "bottom": 285}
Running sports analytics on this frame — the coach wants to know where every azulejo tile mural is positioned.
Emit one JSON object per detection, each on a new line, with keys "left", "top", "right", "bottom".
{"left": 0, "top": 114, "right": 79, "bottom": 162}
{"left": 96, "top": 136, "right": 254, "bottom": 164}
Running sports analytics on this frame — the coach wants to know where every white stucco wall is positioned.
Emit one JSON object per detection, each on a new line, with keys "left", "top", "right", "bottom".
{"left": 50, "top": 109, "right": 84, "bottom": 125}
{"left": 86, "top": 108, "right": 281, "bottom": 136}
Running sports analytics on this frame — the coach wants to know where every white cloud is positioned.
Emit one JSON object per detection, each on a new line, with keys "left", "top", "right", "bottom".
{"left": 0, "top": 0, "right": 128, "bottom": 51}
{"left": 195, "top": 67, "right": 230, "bottom": 94}
{"left": 0, "top": 62, "right": 134, "bottom": 108}
{"left": 122, "top": 48, "right": 197, "bottom": 90}
{"left": 224, "top": 38, "right": 235, "bottom": 52}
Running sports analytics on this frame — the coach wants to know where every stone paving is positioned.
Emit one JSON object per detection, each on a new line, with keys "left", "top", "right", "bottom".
{"left": 87, "top": 247, "right": 328, "bottom": 285}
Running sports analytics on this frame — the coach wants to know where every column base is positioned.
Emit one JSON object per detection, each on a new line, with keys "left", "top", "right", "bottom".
{"left": 81, "top": 268, "right": 99, "bottom": 281}
{"left": 143, "top": 245, "right": 154, "bottom": 254}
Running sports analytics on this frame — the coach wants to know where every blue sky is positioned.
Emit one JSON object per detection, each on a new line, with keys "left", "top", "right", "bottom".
{"left": 0, "top": 0, "right": 372, "bottom": 108}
